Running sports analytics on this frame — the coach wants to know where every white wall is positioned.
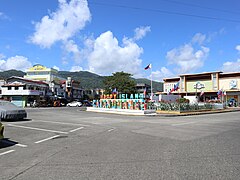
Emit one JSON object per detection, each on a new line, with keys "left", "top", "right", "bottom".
{"left": 184, "top": 96, "right": 198, "bottom": 104}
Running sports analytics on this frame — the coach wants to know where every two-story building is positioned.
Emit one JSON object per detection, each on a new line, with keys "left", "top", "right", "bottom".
{"left": 1, "top": 76, "right": 49, "bottom": 107}
{"left": 24, "top": 64, "right": 84, "bottom": 100}
{"left": 163, "top": 71, "right": 240, "bottom": 106}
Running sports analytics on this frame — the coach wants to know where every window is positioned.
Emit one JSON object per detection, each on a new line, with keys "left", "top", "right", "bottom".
{"left": 8, "top": 87, "right": 11, "bottom": 90}
{"left": 15, "top": 87, "right": 19, "bottom": 90}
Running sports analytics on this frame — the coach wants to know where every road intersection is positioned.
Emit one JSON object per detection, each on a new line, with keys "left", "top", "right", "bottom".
{"left": 1, "top": 108, "right": 240, "bottom": 179}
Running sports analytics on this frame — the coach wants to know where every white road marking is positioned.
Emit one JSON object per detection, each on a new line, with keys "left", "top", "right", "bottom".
{"left": 0, "top": 150, "right": 15, "bottom": 156}
{"left": 35, "top": 135, "right": 60, "bottom": 144}
{"left": 15, "top": 144, "right": 28, "bottom": 148}
{"left": 81, "top": 121, "right": 101, "bottom": 125}
{"left": 172, "top": 122, "right": 196, "bottom": 126}
{"left": 7, "top": 124, "right": 68, "bottom": 134}
{"left": 34, "top": 120, "right": 90, "bottom": 127}
{"left": 69, "top": 127, "right": 84, "bottom": 132}
{"left": 107, "top": 128, "right": 115, "bottom": 132}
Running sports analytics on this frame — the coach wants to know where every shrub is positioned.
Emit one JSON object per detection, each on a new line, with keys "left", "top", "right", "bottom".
{"left": 176, "top": 98, "right": 189, "bottom": 103}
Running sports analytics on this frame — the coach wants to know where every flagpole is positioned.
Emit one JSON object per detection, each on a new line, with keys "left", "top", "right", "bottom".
{"left": 144, "top": 63, "right": 153, "bottom": 100}
{"left": 151, "top": 64, "right": 153, "bottom": 100}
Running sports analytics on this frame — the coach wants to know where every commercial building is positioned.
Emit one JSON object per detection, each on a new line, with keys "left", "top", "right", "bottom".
{"left": 24, "top": 64, "right": 66, "bottom": 97}
{"left": 136, "top": 83, "right": 151, "bottom": 94}
{"left": 24, "top": 64, "right": 83, "bottom": 100}
{"left": 1, "top": 76, "right": 49, "bottom": 107}
{"left": 61, "top": 77, "right": 83, "bottom": 100}
{"left": 163, "top": 71, "right": 240, "bottom": 106}
{"left": 83, "top": 88, "right": 104, "bottom": 100}
{"left": 0, "top": 80, "right": 5, "bottom": 97}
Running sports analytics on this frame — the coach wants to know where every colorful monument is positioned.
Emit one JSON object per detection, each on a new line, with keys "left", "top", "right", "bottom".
{"left": 92, "top": 93, "right": 147, "bottom": 110}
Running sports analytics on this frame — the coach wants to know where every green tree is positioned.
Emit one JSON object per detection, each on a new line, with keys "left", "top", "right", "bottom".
{"left": 103, "top": 71, "right": 136, "bottom": 94}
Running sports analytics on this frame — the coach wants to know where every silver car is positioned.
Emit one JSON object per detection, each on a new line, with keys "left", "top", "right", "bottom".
{"left": 0, "top": 100, "right": 27, "bottom": 120}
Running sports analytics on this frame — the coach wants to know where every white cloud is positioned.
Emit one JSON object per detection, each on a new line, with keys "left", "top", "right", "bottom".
{"left": 62, "top": 37, "right": 94, "bottom": 64}
{"left": 152, "top": 67, "right": 174, "bottom": 81}
{"left": 221, "top": 46, "right": 240, "bottom": 72}
{"left": 222, "top": 59, "right": 240, "bottom": 72}
{"left": 87, "top": 31, "right": 143, "bottom": 76}
{"left": 236, "top": 45, "right": 240, "bottom": 52}
{"left": 0, "top": 53, "right": 5, "bottom": 59}
{"left": 207, "top": 28, "right": 225, "bottom": 42}
{"left": 0, "top": 55, "right": 32, "bottom": 71}
{"left": 63, "top": 40, "right": 81, "bottom": 63}
{"left": 0, "top": 12, "right": 10, "bottom": 20}
{"left": 29, "top": 0, "right": 91, "bottom": 48}
{"left": 53, "top": 65, "right": 60, "bottom": 71}
{"left": 166, "top": 33, "right": 210, "bottom": 74}
{"left": 191, "top": 33, "right": 206, "bottom": 45}
{"left": 134, "top": 26, "right": 151, "bottom": 40}
{"left": 70, "top": 66, "right": 83, "bottom": 72}
{"left": 166, "top": 44, "right": 209, "bottom": 73}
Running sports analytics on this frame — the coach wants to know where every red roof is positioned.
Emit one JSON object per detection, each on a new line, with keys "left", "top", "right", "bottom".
{"left": 7, "top": 76, "right": 49, "bottom": 85}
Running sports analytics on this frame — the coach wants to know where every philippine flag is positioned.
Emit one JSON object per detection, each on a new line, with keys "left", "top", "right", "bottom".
{"left": 144, "top": 64, "right": 151, "bottom": 70}
{"left": 143, "top": 87, "right": 147, "bottom": 96}
{"left": 112, "top": 88, "right": 118, "bottom": 94}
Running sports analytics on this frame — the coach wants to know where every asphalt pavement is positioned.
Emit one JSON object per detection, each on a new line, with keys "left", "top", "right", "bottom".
{"left": 1, "top": 107, "right": 240, "bottom": 180}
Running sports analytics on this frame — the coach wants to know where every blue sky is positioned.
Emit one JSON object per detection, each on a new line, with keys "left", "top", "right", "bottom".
{"left": 0, "top": 0, "right": 240, "bottom": 81}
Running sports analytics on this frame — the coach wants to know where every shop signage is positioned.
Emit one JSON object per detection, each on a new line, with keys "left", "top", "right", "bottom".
{"left": 100, "top": 93, "right": 144, "bottom": 99}
{"left": 29, "top": 65, "right": 47, "bottom": 71}
{"left": 229, "top": 80, "right": 237, "bottom": 89}
{"left": 194, "top": 82, "right": 205, "bottom": 89}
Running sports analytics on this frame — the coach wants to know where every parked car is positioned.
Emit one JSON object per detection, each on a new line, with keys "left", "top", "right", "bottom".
{"left": 66, "top": 101, "right": 82, "bottom": 107}
{"left": 0, "top": 100, "right": 27, "bottom": 120}
{"left": 0, "top": 122, "right": 4, "bottom": 139}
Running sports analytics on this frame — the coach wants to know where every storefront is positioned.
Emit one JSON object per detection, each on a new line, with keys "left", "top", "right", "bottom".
{"left": 219, "top": 72, "right": 240, "bottom": 106}
{"left": 164, "top": 71, "right": 240, "bottom": 106}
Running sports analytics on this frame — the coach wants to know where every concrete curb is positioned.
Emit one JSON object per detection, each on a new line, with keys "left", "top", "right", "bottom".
{"left": 86, "top": 107, "right": 156, "bottom": 116}
{"left": 156, "top": 108, "right": 240, "bottom": 117}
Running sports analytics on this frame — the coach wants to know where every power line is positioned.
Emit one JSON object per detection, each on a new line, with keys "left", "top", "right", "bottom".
{"left": 88, "top": 1, "right": 240, "bottom": 23}
{"left": 161, "top": 0, "right": 240, "bottom": 16}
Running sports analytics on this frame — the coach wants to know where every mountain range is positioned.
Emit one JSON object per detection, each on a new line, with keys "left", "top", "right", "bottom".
{"left": 0, "top": 70, "right": 163, "bottom": 92}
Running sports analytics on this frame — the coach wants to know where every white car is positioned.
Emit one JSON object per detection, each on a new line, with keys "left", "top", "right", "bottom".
{"left": 66, "top": 101, "right": 82, "bottom": 107}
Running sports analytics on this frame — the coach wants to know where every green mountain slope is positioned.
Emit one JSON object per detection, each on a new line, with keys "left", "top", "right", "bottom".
{"left": 0, "top": 70, "right": 163, "bottom": 91}
{"left": 58, "top": 71, "right": 105, "bottom": 89}
{"left": 0, "top": 70, "right": 26, "bottom": 80}
{"left": 135, "top": 78, "right": 163, "bottom": 92}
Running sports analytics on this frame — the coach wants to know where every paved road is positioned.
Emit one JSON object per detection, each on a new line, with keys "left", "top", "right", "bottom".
{"left": 1, "top": 108, "right": 240, "bottom": 180}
